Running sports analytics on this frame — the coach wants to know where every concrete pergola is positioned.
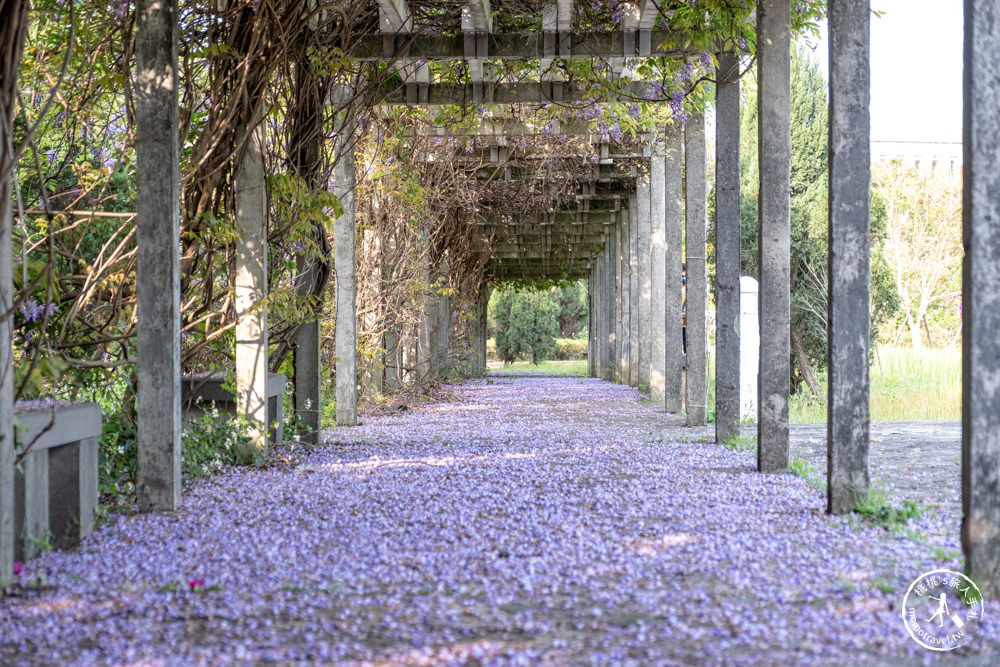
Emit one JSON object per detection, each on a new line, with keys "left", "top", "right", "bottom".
{"left": 1, "top": 0, "right": 998, "bottom": 596}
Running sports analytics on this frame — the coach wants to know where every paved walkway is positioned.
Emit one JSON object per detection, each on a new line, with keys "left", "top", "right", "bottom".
{"left": 1, "top": 376, "right": 997, "bottom": 664}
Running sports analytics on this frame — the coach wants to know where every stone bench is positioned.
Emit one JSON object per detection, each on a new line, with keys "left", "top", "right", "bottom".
{"left": 14, "top": 401, "right": 101, "bottom": 561}
{"left": 180, "top": 372, "right": 287, "bottom": 446}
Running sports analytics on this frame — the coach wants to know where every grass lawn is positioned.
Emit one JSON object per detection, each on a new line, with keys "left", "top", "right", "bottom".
{"left": 789, "top": 345, "right": 960, "bottom": 422}
{"left": 487, "top": 359, "right": 588, "bottom": 375}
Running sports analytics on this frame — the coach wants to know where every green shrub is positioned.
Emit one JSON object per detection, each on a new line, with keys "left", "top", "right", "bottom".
{"left": 553, "top": 337, "right": 588, "bottom": 360}
{"left": 182, "top": 404, "right": 250, "bottom": 475}
{"left": 98, "top": 402, "right": 251, "bottom": 508}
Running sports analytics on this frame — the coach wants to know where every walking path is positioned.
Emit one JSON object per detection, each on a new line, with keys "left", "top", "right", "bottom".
{"left": 1, "top": 376, "right": 998, "bottom": 664}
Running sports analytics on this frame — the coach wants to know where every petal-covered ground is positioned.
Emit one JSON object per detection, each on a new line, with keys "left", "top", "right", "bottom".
{"left": 2, "top": 375, "right": 998, "bottom": 665}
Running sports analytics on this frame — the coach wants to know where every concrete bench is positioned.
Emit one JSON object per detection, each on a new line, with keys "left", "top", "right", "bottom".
{"left": 14, "top": 401, "right": 101, "bottom": 561}
{"left": 180, "top": 372, "right": 287, "bottom": 446}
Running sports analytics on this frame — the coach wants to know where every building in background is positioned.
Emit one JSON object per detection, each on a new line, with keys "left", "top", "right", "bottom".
{"left": 871, "top": 139, "right": 963, "bottom": 181}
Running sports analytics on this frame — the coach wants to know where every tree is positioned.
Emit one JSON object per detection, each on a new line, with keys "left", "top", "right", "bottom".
{"left": 737, "top": 45, "right": 898, "bottom": 393}
{"left": 552, "top": 280, "right": 588, "bottom": 337}
{"left": 740, "top": 46, "right": 827, "bottom": 394}
{"left": 488, "top": 288, "right": 560, "bottom": 364}
{"left": 874, "top": 162, "right": 962, "bottom": 351}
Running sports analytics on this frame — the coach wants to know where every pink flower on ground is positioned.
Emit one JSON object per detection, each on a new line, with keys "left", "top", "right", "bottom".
{"left": 13, "top": 562, "right": 23, "bottom": 576}
{"left": 187, "top": 578, "right": 205, "bottom": 591}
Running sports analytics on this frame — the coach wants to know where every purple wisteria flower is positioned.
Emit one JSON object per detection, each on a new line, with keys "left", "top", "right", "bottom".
{"left": 19, "top": 299, "right": 57, "bottom": 322}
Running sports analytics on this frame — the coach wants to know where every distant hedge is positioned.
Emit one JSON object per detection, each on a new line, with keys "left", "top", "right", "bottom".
{"left": 553, "top": 338, "right": 587, "bottom": 360}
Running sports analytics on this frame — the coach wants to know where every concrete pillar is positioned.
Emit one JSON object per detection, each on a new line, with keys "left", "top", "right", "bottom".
{"left": 827, "top": 0, "right": 871, "bottom": 514}
{"left": 417, "top": 254, "right": 434, "bottom": 380}
{"left": 382, "top": 236, "right": 402, "bottom": 389}
{"left": 601, "top": 249, "right": 610, "bottom": 379}
{"left": 384, "top": 326, "right": 401, "bottom": 388}
{"left": 590, "top": 262, "right": 598, "bottom": 376}
{"left": 614, "top": 219, "right": 623, "bottom": 382}
{"left": 363, "top": 229, "right": 384, "bottom": 396}
{"left": 963, "top": 0, "right": 1000, "bottom": 596}
{"left": 434, "top": 258, "right": 450, "bottom": 377}
{"left": 741, "top": 277, "right": 760, "bottom": 420}
{"left": 404, "top": 329, "right": 418, "bottom": 385}
{"left": 595, "top": 251, "right": 605, "bottom": 378}
{"left": 628, "top": 195, "right": 640, "bottom": 386}
{"left": 618, "top": 208, "right": 630, "bottom": 383}
{"left": 664, "top": 125, "right": 684, "bottom": 414}
{"left": 588, "top": 266, "right": 596, "bottom": 377}
{"left": 636, "top": 173, "right": 652, "bottom": 391}
{"left": 605, "top": 232, "right": 617, "bottom": 381}
{"left": 470, "top": 284, "right": 488, "bottom": 374}
{"left": 135, "top": 0, "right": 182, "bottom": 511}
{"left": 1, "top": 147, "right": 13, "bottom": 584}
{"left": 685, "top": 112, "right": 708, "bottom": 426}
{"left": 715, "top": 51, "right": 742, "bottom": 445}
{"left": 479, "top": 288, "right": 488, "bottom": 372}
{"left": 234, "top": 114, "right": 269, "bottom": 457}
{"left": 294, "top": 260, "right": 321, "bottom": 443}
{"left": 757, "top": 0, "right": 792, "bottom": 472}
{"left": 334, "top": 128, "right": 357, "bottom": 426}
{"left": 649, "top": 148, "right": 667, "bottom": 404}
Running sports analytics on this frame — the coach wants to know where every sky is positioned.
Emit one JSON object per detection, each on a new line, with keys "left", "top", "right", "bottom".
{"left": 808, "top": 0, "right": 963, "bottom": 143}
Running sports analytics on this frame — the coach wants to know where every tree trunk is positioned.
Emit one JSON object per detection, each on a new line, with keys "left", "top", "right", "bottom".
{"left": 790, "top": 323, "right": 821, "bottom": 395}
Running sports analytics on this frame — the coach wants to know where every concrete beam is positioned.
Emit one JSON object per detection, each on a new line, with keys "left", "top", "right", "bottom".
{"left": 135, "top": 0, "right": 182, "bottom": 511}
{"left": 756, "top": 0, "right": 792, "bottom": 472}
{"left": 612, "top": 3, "right": 640, "bottom": 77}
{"left": 963, "top": 0, "right": 1000, "bottom": 596}
{"left": 380, "top": 81, "right": 671, "bottom": 105}
{"left": 379, "top": 0, "right": 430, "bottom": 102}
{"left": 378, "top": 0, "right": 412, "bottom": 32}
{"left": 405, "top": 119, "right": 607, "bottom": 137}
{"left": 447, "top": 151, "right": 647, "bottom": 164}
{"left": 462, "top": 1, "right": 492, "bottom": 101}
{"left": 664, "top": 124, "right": 684, "bottom": 414}
{"left": 456, "top": 163, "right": 639, "bottom": 180}
{"left": 685, "top": 112, "right": 708, "bottom": 426}
{"left": 637, "top": 0, "right": 659, "bottom": 29}
{"left": 715, "top": 52, "right": 741, "bottom": 445}
{"left": 358, "top": 30, "right": 703, "bottom": 62}
{"left": 463, "top": 0, "right": 492, "bottom": 32}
